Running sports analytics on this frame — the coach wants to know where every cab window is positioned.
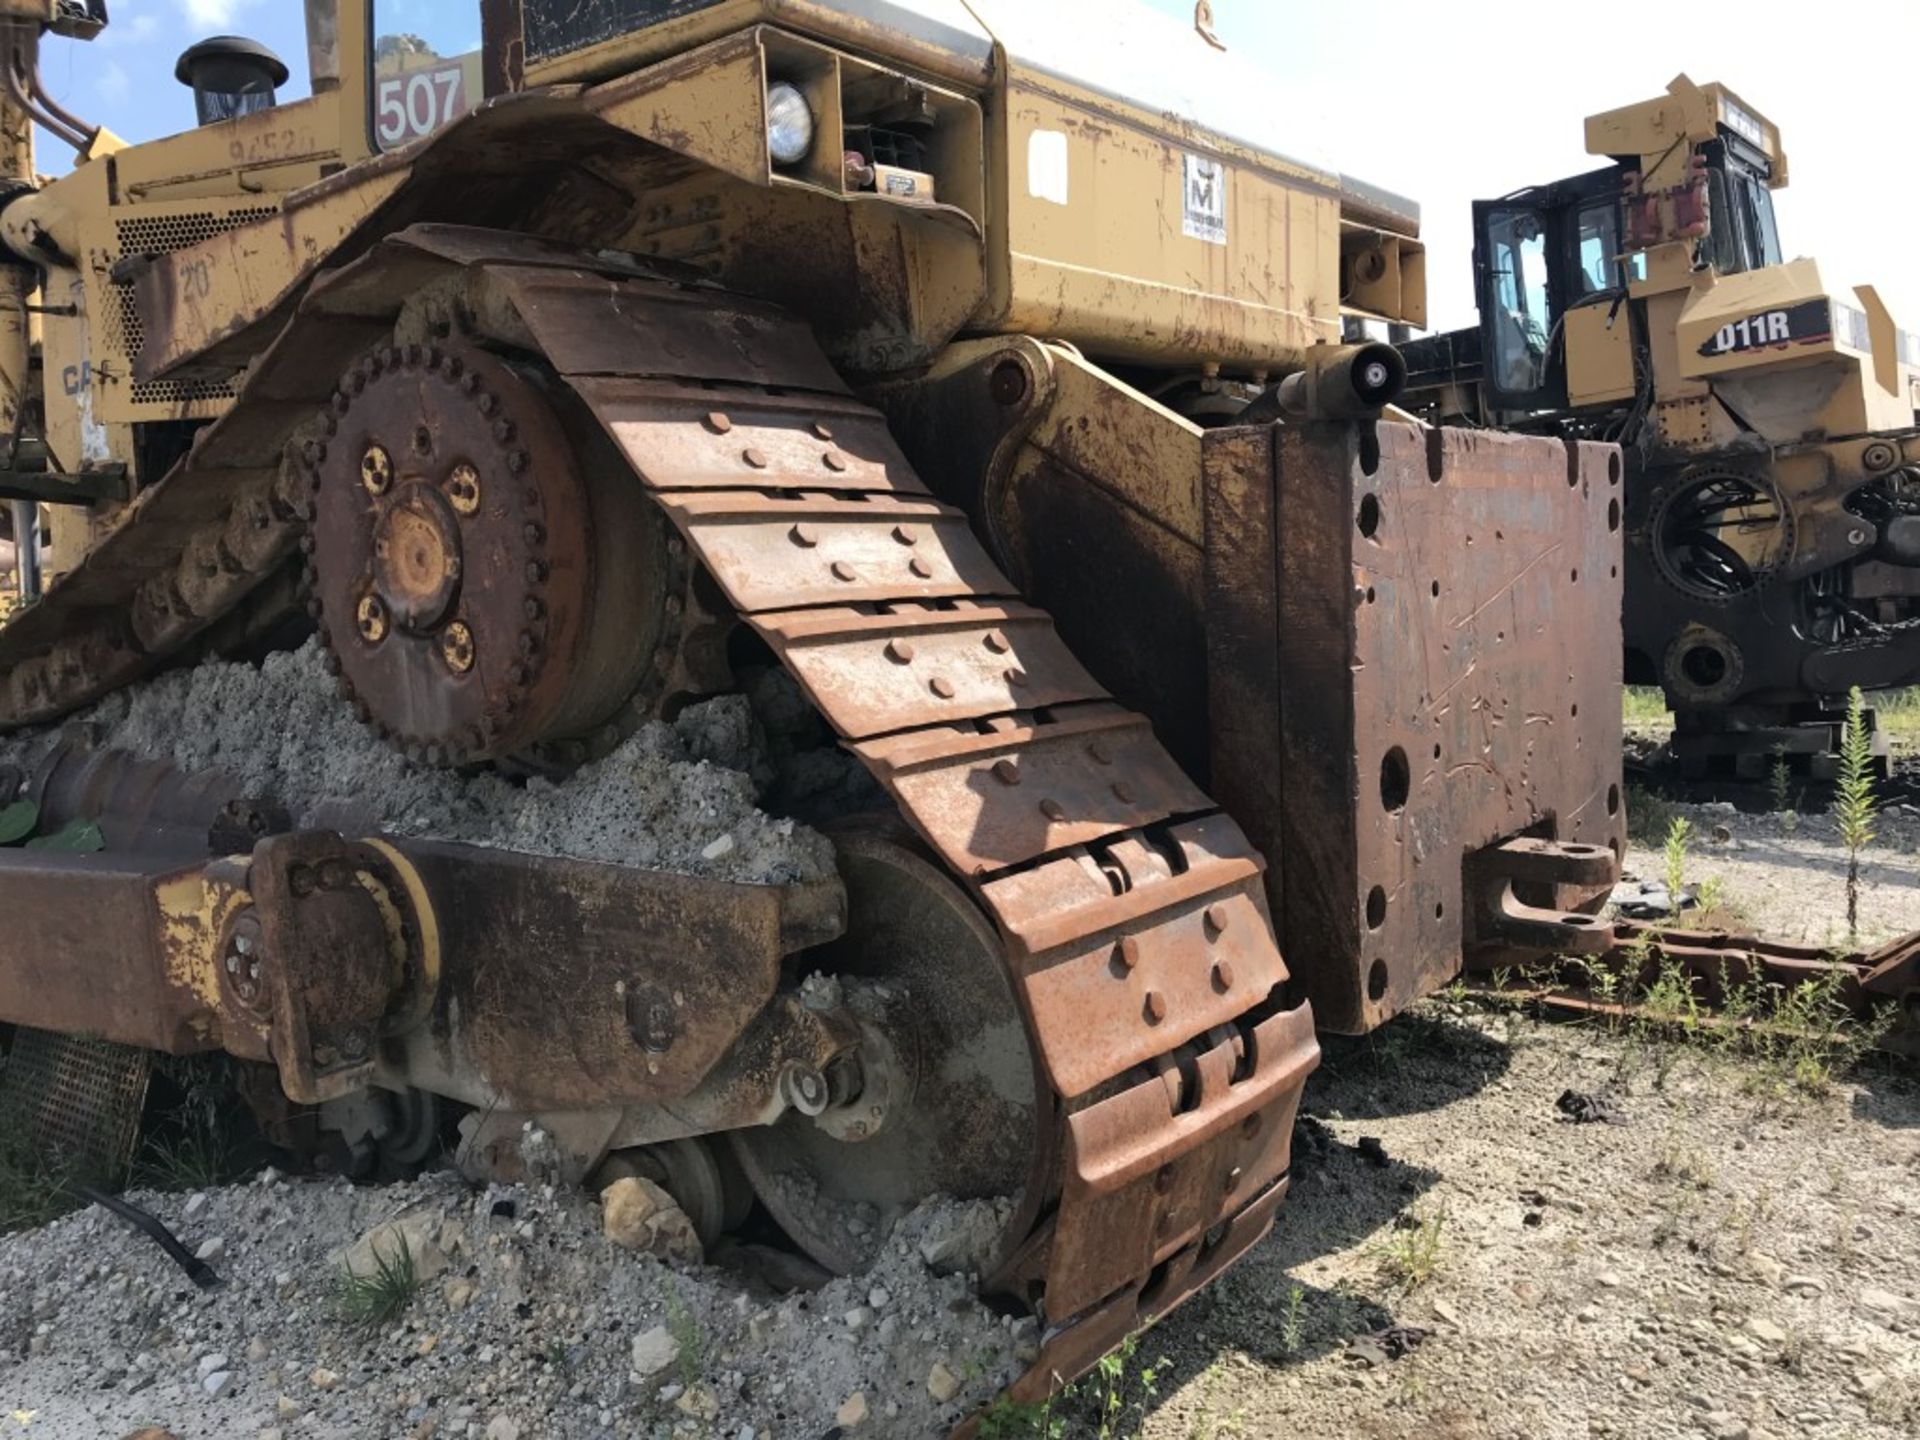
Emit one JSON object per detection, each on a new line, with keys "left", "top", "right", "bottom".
{"left": 1485, "top": 208, "right": 1552, "bottom": 394}
{"left": 1701, "top": 139, "right": 1783, "bottom": 276}
{"left": 371, "top": 2, "right": 483, "bottom": 151}
{"left": 1574, "top": 201, "right": 1619, "bottom": 296}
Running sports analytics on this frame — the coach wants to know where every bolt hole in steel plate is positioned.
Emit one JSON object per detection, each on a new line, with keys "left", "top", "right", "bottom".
{"left": 730, "top": 830, "right": 1053, "bottom": 1277}
{"left": 1357, "top": 492, "right": 1382, "bottom": 539}
{"left": 1379, "top": 746, "right": 1410, "bottom": 812}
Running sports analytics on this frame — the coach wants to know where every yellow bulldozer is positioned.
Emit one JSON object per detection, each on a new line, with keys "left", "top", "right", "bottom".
{"left": 0, "top": 0, "right": 1621, "bottom": 1403}
{"left": 1401, "top": 75, "right": 1920, "bottom": 779}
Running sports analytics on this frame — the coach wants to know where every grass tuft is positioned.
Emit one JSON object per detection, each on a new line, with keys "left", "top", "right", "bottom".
{"left": 981, "top": 1333, "right": 1165, "bottom": 1440}
{"left": 0, "top": 1129, "right": 79, "bottom": 1235}
{"left": 1373, "top": 1209, "right": 1446, "bottom": 1291}
{"left": 1624, "top": 783, "right": 1675, "bottom": 846}
{"left": 335, "top": 1230, "right": 420, "bottom": 1330}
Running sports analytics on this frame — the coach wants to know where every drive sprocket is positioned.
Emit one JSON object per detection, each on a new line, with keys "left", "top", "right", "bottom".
{"left": 306, "top": 343, "right": 708, "bottom": 764}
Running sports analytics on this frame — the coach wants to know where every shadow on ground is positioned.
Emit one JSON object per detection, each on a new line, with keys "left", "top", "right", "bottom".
{"left": 1024, "top": 1010, "right": 1509, "bottom": 1434}
{"left": 1850, "top": 1059, "right": 1920, "bottom": 1130}
{"left": 1311, "top": 1007, "right": 1515, "bottom": 1119}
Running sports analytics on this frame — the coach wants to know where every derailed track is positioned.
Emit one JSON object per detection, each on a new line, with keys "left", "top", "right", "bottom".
{"left": 0, "top": 226, "right": 1321, "bottom": 1396}
{"left": 1467, "top": 918, "right": 1920, "bottom": 1057}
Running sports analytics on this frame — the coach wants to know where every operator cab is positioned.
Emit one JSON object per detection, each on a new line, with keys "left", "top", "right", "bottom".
{"left": 1405, "top": 121, "right": 1782, "bottom": 417}
{"left": 1472, "top": 167, "right": 1633, "bottom": 409}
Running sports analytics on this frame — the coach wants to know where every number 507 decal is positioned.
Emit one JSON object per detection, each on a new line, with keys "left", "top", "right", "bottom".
{"left": 1699, "top": 297, "right": 1831, "bottom": 358}
{"left": 376, "top": 58, "right": 470, "bottom": 150}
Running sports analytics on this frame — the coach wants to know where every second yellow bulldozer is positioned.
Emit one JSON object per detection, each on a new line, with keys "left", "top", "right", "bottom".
{"left": 1403, "top": 75, "right": 1920, "bottom": 778}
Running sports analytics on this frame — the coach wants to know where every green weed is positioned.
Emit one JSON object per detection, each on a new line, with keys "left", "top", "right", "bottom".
{"left": 1662, "top": 815, "right": 1693, "bottom": 916}
{"left": 1872, "top": 685, "right": 1920, "bottom": 745}
{"left": 1835, "top": 685, "right": 1878, "bottom": 942}
{"left": 0, "top": 1129, "right": 79, "bottom": 1235}
{"left": 1373, "top": 1209, "right": 1446, "bottom": 1291}
{"left": 134, "top": 1055, "right": 239, "bottom": 1191}
{"left": 1624, "top": 783, "right": 1675, "bottom": 846}
{"left": 664, "top": 1281, "right": 704, "bottom": 1391}
{"left": 1621, "top": 686, "right": 1670, "bottom": 731}
{"left": 1767, "top": 748, "right": 1792, "bottom": 814}
{"left": 335, "top": 1230, "right": 420, "bottom": 1330}
{"left": 982, "top": 1333, "right": 1165, "bottom": 1440}
{"left": 1278, "top": 1283, "right": 1307, "bottom": 1356}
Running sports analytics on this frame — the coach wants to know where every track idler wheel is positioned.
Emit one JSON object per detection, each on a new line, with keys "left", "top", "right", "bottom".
{"left": 729, "top": 830, "right": 1055, "bottom": 1277}
{"left": 308, "top": 343, "right": 683, "bottom": 765}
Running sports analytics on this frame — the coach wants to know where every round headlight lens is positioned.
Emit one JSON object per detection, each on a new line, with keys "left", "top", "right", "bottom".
{"left": 766, "top": 82, "right": 814, "bottom": 166}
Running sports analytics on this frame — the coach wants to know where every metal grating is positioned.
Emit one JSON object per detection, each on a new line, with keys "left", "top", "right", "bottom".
{"left": 0, "top": 1026, "right": 151, "bottom": 1179}
{"left": 108, "top": 206, "right": 278, "bottom": 407}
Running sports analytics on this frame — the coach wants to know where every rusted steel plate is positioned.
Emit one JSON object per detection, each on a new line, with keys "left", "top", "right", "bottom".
{"left": 1044, "top": 1003, "right": 1317, "bottom": 1322}
{"left": 1201, "top": 427, "right": 1284, "bottom": 938}
{"left": 1466, "top": 921, "right": 1920, "bottom": 1058}
{"left": 570, "top": 376, "right": 930, "bottom": 496}
{"left": 654, "top": 492, "right": 1013, "bottom": 613}
{"left": 1862, "top": 931, "right": 1920, "bottom": 1002}
{"left": 492, "top": 267, "right": 849, "bottom": 392}
{"left": 393, "top": 839, "right": 796, "bottom": 1112}
{"left": 752, "top": 601, "right": 1106, "bottom": 740}
{"left": 0, "top": 851, "right": 227, "bottom": 1054}
{"left": 999, "top": 1176, "right": 1290, "bottom": 1414}
{"left": 853, "top": 705, "right": 1212, "bottom": 877}
{"left": 1479, "top": 835, "right": 1619, "bottom": 887}
{"left": 979, "top": 817, "right": 1280, "bottom": 1094}
{"left": 1270, "top": 421, "right": 1624, "bottom": 1034}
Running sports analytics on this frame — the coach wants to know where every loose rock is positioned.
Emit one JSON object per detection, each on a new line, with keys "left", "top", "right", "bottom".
{"left": 600, "top": 1177, "right": 702, "bottom": 1263}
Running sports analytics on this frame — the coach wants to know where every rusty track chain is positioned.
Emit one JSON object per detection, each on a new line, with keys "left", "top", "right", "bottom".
{"left": 1468, "top": 917, "right": 1920, "bottom": 1055}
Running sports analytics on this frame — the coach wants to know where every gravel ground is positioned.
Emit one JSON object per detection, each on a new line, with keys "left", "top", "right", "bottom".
{"left": 1129, "top": 1013, "right": 1920, "bottom": 1440}
{"left": 1621, "top": 797, "right": 1920, "bottom": 949}
{"left": 9, "top": 1015, "right": 1914, "bottom": 1440}
{"left": 1034, "top": 782, "right": 1920, "bottom": 1440}
{"left": 0, "top": 1175, "right": 1029, "bottom": 1439}
{"left": 3, "top": 682, "right": 1916, "bottom": 1439}
{"left": 0, "top": 643, "right": 831, "bottom": 885}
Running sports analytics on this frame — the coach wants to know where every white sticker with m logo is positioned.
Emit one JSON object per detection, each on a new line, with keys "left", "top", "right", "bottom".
{"left": 1182, "top": 153, "right": 1227, "bottom": 246}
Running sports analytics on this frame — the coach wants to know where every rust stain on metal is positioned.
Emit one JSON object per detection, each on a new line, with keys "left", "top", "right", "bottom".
{"left": 1266, "top": 421, "right": 1624, "bottom": 1032}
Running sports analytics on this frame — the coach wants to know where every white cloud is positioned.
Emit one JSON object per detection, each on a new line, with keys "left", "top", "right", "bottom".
{"left": 93, "top": 57, "right": 128, "bottom": 104}
{"left": 97, "top": 9, "right": 160, "bottom": 46}
{"left": 176, "top": 0, "right": 258, "bottom": 27}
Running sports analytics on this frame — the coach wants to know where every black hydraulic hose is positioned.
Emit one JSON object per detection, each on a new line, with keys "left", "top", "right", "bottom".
{"left": 74, "top": 1184, "right": 224, "bottom": 1290}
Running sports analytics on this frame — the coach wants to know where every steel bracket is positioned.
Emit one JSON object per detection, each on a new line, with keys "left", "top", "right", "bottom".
{"left": 1463, "top": 836, "right": 1617, "bottom": 958}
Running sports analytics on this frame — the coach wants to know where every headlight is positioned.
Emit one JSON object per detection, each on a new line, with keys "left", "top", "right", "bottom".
{"left": 766, "top": 82, "right": 813, "bottom": 166}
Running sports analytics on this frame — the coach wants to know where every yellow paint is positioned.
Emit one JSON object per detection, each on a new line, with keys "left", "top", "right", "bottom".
{"left": 363, "top": 837, "right": 442, "bottom": 1031}
{"left": 1565, "top": 304, "right": 1634, "bottom": 407}
{"left": 151, "top": 869, "right": 250, "bottom": 1020}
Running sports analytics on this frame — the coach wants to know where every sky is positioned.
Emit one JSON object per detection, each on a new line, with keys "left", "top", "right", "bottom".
{"left": 29, "top": 0, "right": 1920, "bottom": 335}
{"left": 1134, "top": 0, "right": 1920, "bottom": 332}
{"left": 40, "top": 1, "right": 311, "bottom": 133}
